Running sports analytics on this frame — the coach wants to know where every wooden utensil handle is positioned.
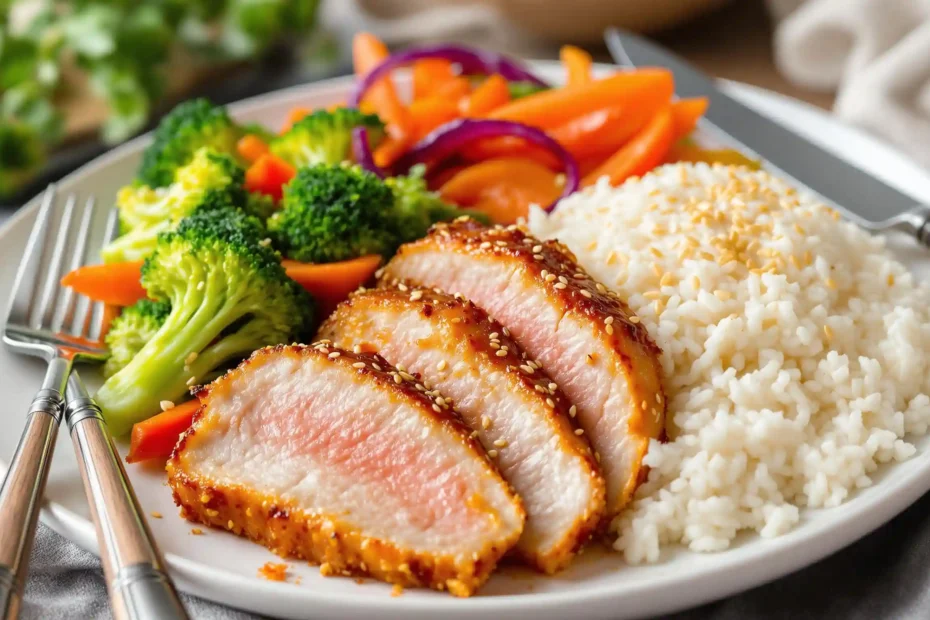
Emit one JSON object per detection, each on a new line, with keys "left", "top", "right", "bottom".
{"left": 0, "top": 359, "right": 68, "bottom": 620}
{"left": 66, "top": 374, "right": 188, "bottom": 620}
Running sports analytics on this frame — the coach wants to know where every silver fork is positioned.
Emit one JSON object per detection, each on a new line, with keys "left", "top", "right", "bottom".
{"left": 0, "top": 187, "right": 187, "bottom": 619}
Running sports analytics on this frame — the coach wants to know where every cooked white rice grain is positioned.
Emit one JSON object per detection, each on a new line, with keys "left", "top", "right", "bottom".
{"left": 528, "top": 163, "right": 930, "bottom": 563}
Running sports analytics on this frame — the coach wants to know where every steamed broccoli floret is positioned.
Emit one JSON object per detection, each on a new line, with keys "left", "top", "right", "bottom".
{"left": 102, "top": 148, "right": 248, "bottom": 263}
{"left": 103, "top": 299, "right": 171, "bottom": 379}
{"left": 268, "top": 164, "right": 397, "bottom": 263}
{"left": 270, "top": 107, "right": 384, "bottom": 168}
{"left": 96, "top": 209, "right": 315, "bottom": 436}
{"left": 136, "top": 98, "right": 242, "bottom": 188}
{"left": 0, "top": 121, "right": 45, "bottom": 198}
{"left": 386, "top": 164, "right": 489, "bottom": 240}
{"left": 268, "top": 163, "right": 488, "bottom": 263}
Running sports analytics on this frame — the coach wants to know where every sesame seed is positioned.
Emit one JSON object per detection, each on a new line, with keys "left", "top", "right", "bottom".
{"left": 533, "top": 253, "right": 545, "bottom": 260}
{"left": 554, "top": 282, "right": 567, "bottom": 290}
{"left": 656, "top": 393, "right": 664, "bottom": 404}
{"left": 227, "top": 520, "right": 235, "bottom": 529}
{"left": 397, "top": 283, "right": 408, "bottom": 292}
{"left": 540, "top": 270, "right": 549, "bottom": 279}
{"left": 574, "top": 429, "right": 584, "bottom": 436}
{"left": 520, "top": 365, "right": 535, "bottom": 375}
{"left": 487, "top": 450, "right": 499, "bottom": 458}
{"left": 329, "top": 351, "right": 341, "bottom": 359}
{"left": 481, "top": 415, "right": 491, "bottom": 429}
{"left": 352, "top": 362, "right": 366, "bottom": 369}
{"left": 569, "top": 405, "right": 577, "bottom": 417}
{"left": 372, "top": 363, "right": 382, "bottom": 371}
{"left": 534, "top": 384, "right": 547, "bottom": 393}
{"left": 605, "top": 316, "right": 614, "bottom": 325}
{"left": 393, "top": 374, "right": 403, "bottom": 384}
{"left": 502, "top": 327, "right": 510, "bottom": 336}
{"left": 479, "top": 241, "right": 492, "bottom": 249}
{"left": 580, "top": 290, "right": 593, "bottom": 298}
{"left": 629, "top": 315, "right": 641, "bottom": 324}
{"left": 546, "top": 398, "right": 555, "bottom": 408}
{"left": 191, "top": 528, "right": 204, "bottom": 536}
{"left": 494, "top": 439, "right": 508, "bottom": 448}
{"left": 605, "top": 324, "right": 614, "bottom": 335}
{"left": 400, "top": 372, "right": 415, "bottom": 382}
{"left": 495, "top": 240, "right": 508, "bottom": 247}
{"left": 432, "top": 404, "right": 441, "bottom": 413}
{"left": 410, "top": 290, "right": 423, "bottom": 301}
{"left": 532, "top": 244, "right": 543, "bottom": 253}
{"left": 437, "top": 360, "right": 447, "bottom": 371}
{"left": 159, "top": 400, "right": 175, "bottom": 412}
{"left": 545, "top": 273, "right": 557, "bottom": 282}
{"left": 352, "top": 345, "right": 362, "bottom": 354}
{"left": 150, "top": 511, "right": 163, "bottom": 519}
{"left": 495, "top": 350, "right": 507, "bottom": 357}
{"left": 558, "top": 276, "right": 568, "bottom": 284}
{"left": 548, "top": 382, "right": 558, "bottom": 390}
{"left": 186, "top": 376, "right": 197, "bottom": 386}
{"left": 470, "top": 430, "right": 479, "bottom": 439}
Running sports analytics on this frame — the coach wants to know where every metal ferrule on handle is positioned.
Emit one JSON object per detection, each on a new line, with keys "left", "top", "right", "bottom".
{"left": 0, "top": 357, "right": 70, "bottom": 620}
{"left": 65, "top": 373, "right": 188, "bottom": 620}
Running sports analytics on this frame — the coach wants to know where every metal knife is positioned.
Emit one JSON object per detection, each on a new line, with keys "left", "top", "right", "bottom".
{"left": 604, "top": 27, "right": 930, "bottom": 248}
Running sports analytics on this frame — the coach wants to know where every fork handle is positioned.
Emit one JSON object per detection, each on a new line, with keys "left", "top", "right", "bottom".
{"left": 66, "top": 374, "right": 188, "bottom": 620}
{"left": 0, "top": 358, "right": 69, "bottom": 620}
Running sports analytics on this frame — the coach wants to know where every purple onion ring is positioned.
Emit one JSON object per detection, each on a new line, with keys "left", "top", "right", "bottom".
{"left": 351, "top": 126, "right": 385, "bottom": 178}
{"left": 393, "top": 119, "right": 579, "bottom": 212}
{"left": 349, "top": 44, "right": 548, "bottom": 108}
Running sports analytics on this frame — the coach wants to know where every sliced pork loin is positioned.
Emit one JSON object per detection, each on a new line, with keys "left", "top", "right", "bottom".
{"left": 380, "top": 218, "right": 665, "bottom": 518}
{"left": 320, "top": 287, "right": 606, "bottom": 574}
{"left": 167, "top": 343, "right": 525, "bottom": 597}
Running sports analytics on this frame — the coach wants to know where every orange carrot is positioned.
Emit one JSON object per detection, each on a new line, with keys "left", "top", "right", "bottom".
{"left": 671, "top": 97, "right": 709, "bottom": 140}
{"left": 352, "top": 33, "right": 412, "bottom": 136}
{"left": 461, "top": 74, "right": 510, "bottom": 116}
{"left": 560, "top": 45, "right": 592, "bottom": 87}
{"left": 61, "top": 261, "right": 146, "bottom": 307}
{"left": 432, "top": 75, "right": 472, "bottom": 101}
{"left": 99, "top": 304, "right": 122, "bottom": 339}
{"left": 283, "top": 255, "right": 383, "bottom": 317}
{"left": 582, "top": 106, "right": 676, "bottom": 187}
{"left": 413, "top": 59, "right": 456, "bottom": 99}
{"left": 245, "top": 153, "right": 296, "bottom": 201}
{"left": 489, "top": 68, "right": 674, "bottom": 129}
{"left": 408, "top": 97, "right": 461, "bottom": 142}
{"left": 236, "top": 134, "right": 269, "bottom": 163}
{"left": 440, "top": 157, "right": 561, "bottom": 224}
{"left": 281, "top": 107, "right": 311, "bottom": 133}
{"left": 373, "top": 135, "right": 410, "bottom": 168}
{"left": 461, "top": 137, "right": 563, "bottom": 170}
{"left": 127, "top": 400, "right": 200, "bottom": 463}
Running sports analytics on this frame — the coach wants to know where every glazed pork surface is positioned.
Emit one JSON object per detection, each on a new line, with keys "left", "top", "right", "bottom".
{"left": 167, "top": 343, "right": 525, "bottom": 597}
{"left": 380, "top": 219, "right": 666, "bottom": 518}
{"left": 320, "top": 287, "right": 606, "bottom": 574}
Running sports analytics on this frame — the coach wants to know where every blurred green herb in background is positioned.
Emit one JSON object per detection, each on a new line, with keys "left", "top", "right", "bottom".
{"left": 0, "top": 0, "right": 319, "bottom": 198}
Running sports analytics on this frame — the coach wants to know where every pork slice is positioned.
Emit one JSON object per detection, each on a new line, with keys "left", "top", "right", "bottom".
{"left": 167, "top": 343, "right": 525, "bottom": 596}
{"left": 380, "top": 219, "right": 665, "bottom": 518}
{"left": 320, "top": 287, "right": 605, "bottom": 573}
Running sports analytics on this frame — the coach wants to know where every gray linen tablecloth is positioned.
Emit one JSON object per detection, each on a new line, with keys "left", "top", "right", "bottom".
{"left": 22, "top": 488, "right": 930, "bottom": 619}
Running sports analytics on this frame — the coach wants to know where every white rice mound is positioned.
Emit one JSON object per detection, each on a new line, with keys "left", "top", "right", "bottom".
{"left": 527, "top": 163, "right": 930, "bottom": 564}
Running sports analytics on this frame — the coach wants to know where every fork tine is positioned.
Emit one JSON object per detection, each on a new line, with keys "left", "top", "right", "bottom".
{"left": 6, "top": 186, "right": 57, "bottom": 326}
{"left": 35, "top": 194, "right": 76, "bottom": 329}
{"left": 53, "top": 196, "right": 96, "bottom": 333}
{"left": 82, "top": 206, "right": 121, "bottom": 342}
{"left": 102, "top": 206, "right": 120, "bottom": 244}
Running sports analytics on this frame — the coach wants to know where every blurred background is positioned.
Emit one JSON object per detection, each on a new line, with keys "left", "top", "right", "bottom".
{"left": 2, "top": 0, "right": 928, "bottom": 207}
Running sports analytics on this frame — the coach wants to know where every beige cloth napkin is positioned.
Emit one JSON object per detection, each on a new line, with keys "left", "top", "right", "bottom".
{"left": 769, "top": 0, "right": 930, "bottom": 168}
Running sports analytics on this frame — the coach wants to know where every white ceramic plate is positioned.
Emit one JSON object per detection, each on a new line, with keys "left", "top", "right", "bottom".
{"left": 2, "top": 62, "right": 930, "bottom": 620}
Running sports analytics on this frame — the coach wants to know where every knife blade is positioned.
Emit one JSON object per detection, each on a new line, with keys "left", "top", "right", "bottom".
{"left": 605, "top": 28, "right": 930, "bottom": 245}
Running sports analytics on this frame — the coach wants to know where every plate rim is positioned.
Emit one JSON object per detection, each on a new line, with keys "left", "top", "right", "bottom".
{"left": 3, "top": 60, "right": 930, "bottom": 618}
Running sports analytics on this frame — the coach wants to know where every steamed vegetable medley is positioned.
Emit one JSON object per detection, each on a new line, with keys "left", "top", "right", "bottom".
{"left": 60, "top": 34, "right": 722, "bottom": 450}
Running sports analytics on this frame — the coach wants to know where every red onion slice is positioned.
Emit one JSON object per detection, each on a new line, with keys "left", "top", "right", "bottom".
{"left": 349, "top": 44, "right": 548, "bottom": 108}
{"left": 393, "top": 119, "right": 579, "bottom": 213}
{"left": 351, "top": 126, "right": 385, "bottom": 178}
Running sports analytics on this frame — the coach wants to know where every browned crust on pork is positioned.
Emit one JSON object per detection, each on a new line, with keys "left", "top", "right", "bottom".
{"left": 319, "top": 287, "right": 606, "bottom": 573}
{"left": 379, "top": 218, "right": 667, "bottom": 514}
{"left": 168, "top": 344, "right": 525, "bottom": 596}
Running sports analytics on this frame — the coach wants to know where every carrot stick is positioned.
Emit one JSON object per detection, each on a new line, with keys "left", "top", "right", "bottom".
{"left": 671, "top": 97, "right": 709, "bottom": 140}
{"left": 489, "top": 68, "right": 674, "bottom": 129}
{"left": 281, "top": 107, "right": 311, "bottom": 133}
{"left": 461, "top": 74, "right": 510, "bottom": 117}
{"left": 373, "top": 135, "right": 410, "bottom": 168}
{"left": 432, "top": 75, "right": 472, "bottom": 101}
{"left": 408, "top": 97, "right": 461, "bottom": 142}
{"left": 582, "top": 106, "right": 676, "bottom": 187}
{"left": 352, "top": 33, "right": 412, "bottom": 136}
{"left": 440, "top": 157, "right": 561, "bottom": 224}
{"left": 560, "top": 45, "right": 592, "bottom": 87}
{"left": 245, "top": 153, "right": 296, "bottom": 201}
{"left": 99, "top": 304, "right": 122, "bottom": 340}
{"left": 461, "top": 137, "right": 563, "bottom": 170}
{"left": 61, "top": 261, "right": 146, "bottom": 307}
{"left": 236, "top": 134, "right": 269, "bottom": 163}
{"left": 127, "top": 400, "right": 200, "bottom": 463}
{"left": 413, "top": 59, "right": 456, "bottom": 99}
{"left": 283, "top": 255, "right": 383, "bottom": 317}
